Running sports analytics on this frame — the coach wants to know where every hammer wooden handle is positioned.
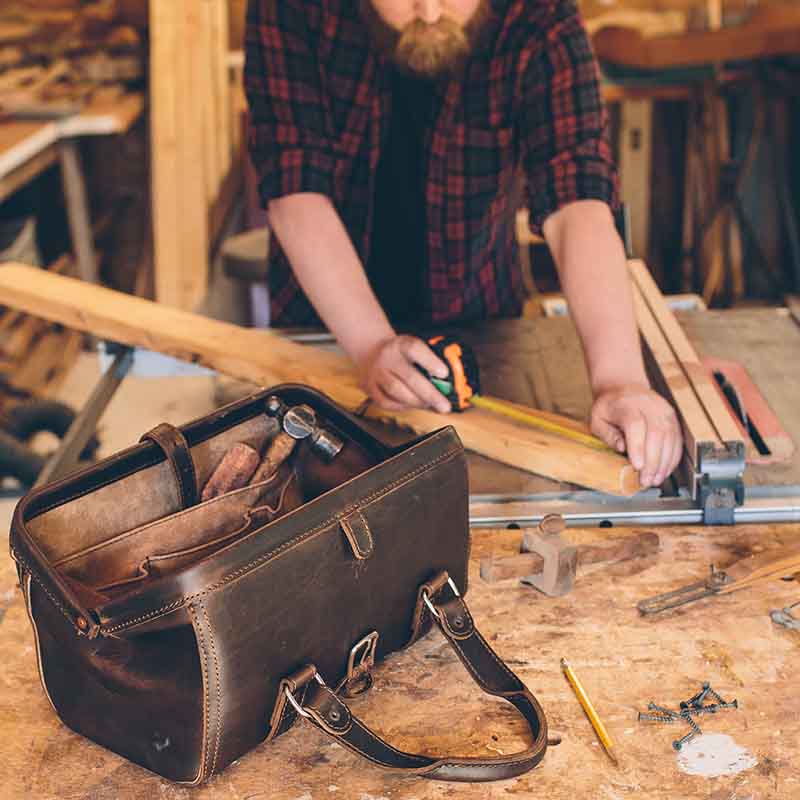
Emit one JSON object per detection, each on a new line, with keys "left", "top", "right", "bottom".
{"left": 250, "top": 432, "right": 297, "bottom": 485}
{"left": 201, "top": 443, "right": 260, "bottom": 502}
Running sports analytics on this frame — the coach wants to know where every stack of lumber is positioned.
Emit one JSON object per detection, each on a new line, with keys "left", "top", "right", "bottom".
{"left": 0, "top": 257, "right": 84, "bottom": 414}
{"left": 0, "top": 0, "right": 143, "bottom": 117}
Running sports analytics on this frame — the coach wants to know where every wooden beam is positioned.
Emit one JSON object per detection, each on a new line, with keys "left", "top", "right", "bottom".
{"left": 149, "top": 0, "right": 209, "bottom": 310}
{"left": 0, "top": 264, "right": 641, "bottom": 496}
{"left": 629, "top": 259, "right": 743, "bottom": 445}
{"left": 631, "top": 279, "right": 717, "bottom": 463}
{"left": 592, "top": 5, "right": 800, "bottom": 69}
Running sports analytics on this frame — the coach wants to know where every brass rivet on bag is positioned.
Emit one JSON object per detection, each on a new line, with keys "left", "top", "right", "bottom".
{"left": 453, "top": 615, "right": 465, "bottom": 628}
{"left": 76, "top": 617, "right": 88, "bottom": 631}
{"left": 329, "top": 709, "right": 341, "bottom": 723}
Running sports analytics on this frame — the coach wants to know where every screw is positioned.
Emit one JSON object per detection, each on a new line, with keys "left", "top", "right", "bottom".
{"left": 673, "top": 731, "right": 697, "bottom": 751}
{"left": 638, "top": 712, "right": 679, "bottom": 724}
{"left": 648, "top": 703, "right": 680, "bottom": 718}
{"left": 680, "top": 710, "right": 702, "bottom": 734}
{"left": 717, "top": 699, "right": 738, "bottom": 710}
{"left": 680, "top": 682, "right": 711, "bottom": 709}
{"left": 706, "top": 687, "right": 735, "bottom": 705}
{"left": 684, "top": 704, "right": 719, "bottom": 716}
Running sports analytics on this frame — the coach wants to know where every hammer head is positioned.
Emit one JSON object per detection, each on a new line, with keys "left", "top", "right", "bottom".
{"left": 520, "top": 528, "right": 578, "bottom": 597}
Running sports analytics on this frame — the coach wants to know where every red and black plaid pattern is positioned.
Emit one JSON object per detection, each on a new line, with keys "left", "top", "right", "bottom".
{"left": 245, "top": 0, "right": 618, "bottom": 326}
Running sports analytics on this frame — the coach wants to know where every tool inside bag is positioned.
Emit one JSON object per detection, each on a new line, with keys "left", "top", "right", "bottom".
{"left": 25, "top": 389, "right": 384, "bottom": 608}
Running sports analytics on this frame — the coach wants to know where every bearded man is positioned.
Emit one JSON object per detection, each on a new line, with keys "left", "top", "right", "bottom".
{"left": 245, "top": 0, "right": 683, "bottom": 489}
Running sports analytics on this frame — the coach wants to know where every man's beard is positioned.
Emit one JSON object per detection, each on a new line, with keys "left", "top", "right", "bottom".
{"left": 359, "top": 1, "right": 491, "bottom": 79}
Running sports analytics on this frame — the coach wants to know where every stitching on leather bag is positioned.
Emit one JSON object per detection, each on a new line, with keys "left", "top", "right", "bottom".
{"left": 201, "top": 602, "right": 223, "bottom": 777}
{"left": 103, "top": 445, "right": 463, "bottom": 633}
{"left": 10, "top": 545, "right": 77, "bottom": 630}
{"left": 188, "top": 603, "right": 211, "bottom": 782}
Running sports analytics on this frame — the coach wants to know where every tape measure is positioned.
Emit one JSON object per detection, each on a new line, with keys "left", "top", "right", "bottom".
{"left": 422, "top": 335, "right": 613, "bottom": 452}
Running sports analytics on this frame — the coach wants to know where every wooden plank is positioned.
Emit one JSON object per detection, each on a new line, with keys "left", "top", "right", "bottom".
{"left": 629, "top": 259, "right": 743, "bottom": 445}
{"left": 631, "top": 283, "right": 717, "bottom": 461}
{"left": 201, "top": 0, "right": 220, "bottom": 203}
{"left": 150, "top": 0, "right": 209, "bottom": 310}
{"left": 0, "top": 142, "right": 57, "bottom": 202}
{"left": 593, "top": 5, "right": 800, "bottom": 69}
{"left": 619, "top": 99, "right": 653, "bottom": 259}
{"left": 214, "top": 0, "right": 232, "bottom": 178}
{"left": 0, "top": 264, "right": 642, "bottom": 495}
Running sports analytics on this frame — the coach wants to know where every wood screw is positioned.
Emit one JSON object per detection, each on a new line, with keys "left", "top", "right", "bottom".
{"left": 673, "top": 731, "right": 696, "bottom": 751}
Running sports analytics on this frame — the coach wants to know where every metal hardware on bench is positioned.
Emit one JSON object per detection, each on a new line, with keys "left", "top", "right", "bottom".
{"left": 469, "top": 486, "right": 800, "bottom": 529}
{"left": 770, "top": 601, "right": 800, "bottom": 630}
{"left": 695, "top": 441, "right": 746, "bottom": 525}
{"left": 637, "top": 565, "right": 734, "bottom": 615}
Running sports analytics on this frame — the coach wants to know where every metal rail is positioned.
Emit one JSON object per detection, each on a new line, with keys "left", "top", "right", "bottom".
{"left": 469, "top": 486, "right": 800, "bottom": 528}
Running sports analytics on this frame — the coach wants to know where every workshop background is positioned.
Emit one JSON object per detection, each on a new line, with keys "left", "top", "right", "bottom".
{"left": 1, "top": 2, "right": 799, "bottom": 799}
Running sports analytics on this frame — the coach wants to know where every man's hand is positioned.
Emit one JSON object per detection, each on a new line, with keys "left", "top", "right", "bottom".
{"left": 358, "top": 335, "right": 453, "bottom": 414}
{"left": 590, "top": 383, "right": 683, "bottom": 488}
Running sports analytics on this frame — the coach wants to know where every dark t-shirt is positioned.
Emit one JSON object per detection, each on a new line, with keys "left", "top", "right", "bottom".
{"left": 366, "top": 69, "right": 437, "bottom": 323}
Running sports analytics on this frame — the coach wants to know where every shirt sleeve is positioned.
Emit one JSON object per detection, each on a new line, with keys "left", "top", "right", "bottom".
{"left": 519, "top": 1, "right": 619, "bottom": 234}
{"left": 244, "top": 0, "right": 337, "bottom": 206}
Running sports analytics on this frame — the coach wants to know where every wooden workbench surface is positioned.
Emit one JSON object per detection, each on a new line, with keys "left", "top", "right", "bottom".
{"left": 0, "top": 310, "right": 797, "bottom": 797}
{"left": 1, "top": 521, "right": 798, "bottom": 798}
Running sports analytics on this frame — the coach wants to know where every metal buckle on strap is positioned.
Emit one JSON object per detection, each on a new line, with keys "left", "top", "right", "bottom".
{"left": 422, "top": 576, "right": 461, "bottom": 620}
{"left": 284, "top": 671, "right": 326, "bottom": 719}
{"left": 347, "top": 631, "right": 378, "bottom": 678}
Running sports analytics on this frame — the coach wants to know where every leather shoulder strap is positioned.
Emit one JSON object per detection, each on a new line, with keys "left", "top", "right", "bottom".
{"left": 278, "top": 572, "right": 549, "bottom": 782}
{"left": 140, "top": 423, "right": 199, "bottom": 508}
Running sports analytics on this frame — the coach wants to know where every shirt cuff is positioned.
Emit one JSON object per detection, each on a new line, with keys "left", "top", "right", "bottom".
{"left": 255, "top": 148, "right": 337, "bottom": 207}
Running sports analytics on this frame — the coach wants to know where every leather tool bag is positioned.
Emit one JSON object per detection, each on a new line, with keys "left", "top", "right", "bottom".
{"left": 10, "top": 385, "right": 549, "bottom": 784}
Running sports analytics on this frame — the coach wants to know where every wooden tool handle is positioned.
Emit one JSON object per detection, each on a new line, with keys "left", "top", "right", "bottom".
{"left": 201, "top": 443, "right": 260, "bottom": 502}
{"left": 250, "top": 432, "right": 297, "bottom": 485}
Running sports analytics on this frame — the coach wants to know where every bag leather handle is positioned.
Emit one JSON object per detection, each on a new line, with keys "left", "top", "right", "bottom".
{"left": 278, "top": 572, "right": 549, "bottom": 782}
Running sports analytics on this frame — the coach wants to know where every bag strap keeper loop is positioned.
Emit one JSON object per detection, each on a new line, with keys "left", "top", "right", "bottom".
{"left": 140, "top": 423, "right": 199, "bottom": 509}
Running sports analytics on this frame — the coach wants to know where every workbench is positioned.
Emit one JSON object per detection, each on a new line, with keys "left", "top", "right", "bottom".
{"left": 0, "top": 310, "right": 798, "bottom": 798}
{"left": 0, "top": 92, "right": 144, "bottom": 281}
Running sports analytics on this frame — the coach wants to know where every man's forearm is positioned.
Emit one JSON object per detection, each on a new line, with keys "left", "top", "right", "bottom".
{"left": 267, "top": 193, "right": 393, "bottom": 361}
{"left": 542, "top": 200, "right": 647, "bottom": 394}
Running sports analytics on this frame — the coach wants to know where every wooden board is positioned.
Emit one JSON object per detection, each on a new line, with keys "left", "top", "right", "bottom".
{"left": 631, "top": 277, "right": 720, "bottom": 464}
{"left": 149, "top": 0, "right": 234, "bottom": 311}
{"left": 0, "top": 93, "right": 144, "bottom": 180}
{"left": 0, "top": 264, "right": 642, "bottom": 495}
{"left": 149, "top": 0, "right": 210, "bottom": 311}
{"left": 593, "top": 4, "right": 800, "bottom": 68}
{"left": 1, "top": 521, "right": 799, "bottom": 798}
{"left": 629, "top": 260, "right": 744, "bottom": 446}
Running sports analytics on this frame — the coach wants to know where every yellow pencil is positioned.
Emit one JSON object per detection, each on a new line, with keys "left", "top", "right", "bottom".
{"left": 561, "top": 658, "right": 619, "bottom": 766}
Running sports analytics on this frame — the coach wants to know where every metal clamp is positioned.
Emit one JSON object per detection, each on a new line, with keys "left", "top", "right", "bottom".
{"left": 283, "top": 671, "right": 326, "bottom": 719}
{"left": 695, "top": 441, "right": 746, "bottom": 525}
{"left": 422, "top": 576, "right": 461, "bottom": 620}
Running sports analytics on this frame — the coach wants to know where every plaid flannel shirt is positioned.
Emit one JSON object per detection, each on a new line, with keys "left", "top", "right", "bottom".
{"left": 245, "top": 0, "right": 619, "bottom": 326}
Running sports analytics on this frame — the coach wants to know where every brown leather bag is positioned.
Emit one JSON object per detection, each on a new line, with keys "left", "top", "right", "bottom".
{"left": 10, "top": 385, "right": 549, "bottom": 784}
